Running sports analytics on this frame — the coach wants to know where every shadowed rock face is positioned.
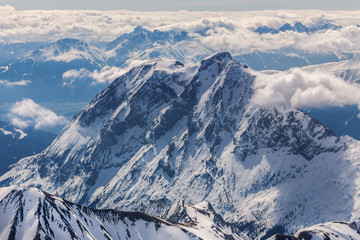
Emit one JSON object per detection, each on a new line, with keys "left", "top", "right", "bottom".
{"left": 1, "top": 52, "right": 358, "bottom": 239}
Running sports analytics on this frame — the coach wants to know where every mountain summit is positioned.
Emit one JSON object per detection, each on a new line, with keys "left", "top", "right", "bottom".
{"left": 2, "top": 53, "right": 360, "bottom": 238}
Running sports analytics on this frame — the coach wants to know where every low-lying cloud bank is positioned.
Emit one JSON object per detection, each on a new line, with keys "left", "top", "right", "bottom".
{"left": 1, "top": 5, "right": 360, "bottom": 54}
{"left": 251, "top": 68, "right": 360, "bottom": 113}
{"left": 7, "top": 98, "right": 68, "bottom": 129}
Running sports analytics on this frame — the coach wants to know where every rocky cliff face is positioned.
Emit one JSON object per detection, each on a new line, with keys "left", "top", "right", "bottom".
{"left": 1, "top": 53, "right": 359, "bottom": 238}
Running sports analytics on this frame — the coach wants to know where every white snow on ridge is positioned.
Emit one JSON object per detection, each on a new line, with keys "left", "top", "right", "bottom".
{"left": 0, "top": 186, "right": 247, "bottom": 240}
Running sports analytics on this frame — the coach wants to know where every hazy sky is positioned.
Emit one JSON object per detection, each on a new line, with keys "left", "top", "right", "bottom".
{"left": 1, "top": 0, "right": 360, "bottom": 11}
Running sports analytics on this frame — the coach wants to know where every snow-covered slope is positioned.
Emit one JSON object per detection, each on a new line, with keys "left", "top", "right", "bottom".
{"left": 269, "top": 221, "right": 360, "bottom": 240}
{"left": 0, "top": 186, "right": 247, "bottom": 240}
{"left": 233, "top": 49, "right": 345, "bottom": 71}
{"left": 20, "top": 38, "right": 106, "bottom": 65}
{"left": 163, "top": 200, "right": 249, "bottom": 240}
{"left": 2, "top": 53, "right": 360, "bottom": 238}
{"left": 302, "top": 54, "right": 360, "bottom": 83}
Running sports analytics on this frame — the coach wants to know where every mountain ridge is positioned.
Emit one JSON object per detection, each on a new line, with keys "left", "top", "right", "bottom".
{"left": 0, "top": 186, "right": 247, "bottom": 240}
{"left": 1, "top": 53, "right": 360, "bottom": 238}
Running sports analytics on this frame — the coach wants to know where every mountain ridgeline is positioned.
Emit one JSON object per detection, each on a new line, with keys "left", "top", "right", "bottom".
{"left": 0, "top": 186, "right": 247, "bottom": 240}
{"left": 1, "top": 53, "right": 360, "bottom": 238}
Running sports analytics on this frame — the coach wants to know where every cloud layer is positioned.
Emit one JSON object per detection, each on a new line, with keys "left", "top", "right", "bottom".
{"left": 1, "top": 6, "right": 360, "bottom": 54}
{"left": 8, "top": 98, "right": 68, "bottom": 129}
{"left": 251, "top": 68, "right": 360, "bottom": 111}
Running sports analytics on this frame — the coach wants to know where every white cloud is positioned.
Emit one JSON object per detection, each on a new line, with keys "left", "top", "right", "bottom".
{"left": 7, "top": 98, "right": 68, "bottom": 129}
{"left": 1, "top": 6, "right": 360, "bottom": 55}
{"left": 89, "top": 66, "right": 125, "bottom": 84}
{"left": 63, "top": 59, "right": 148, "bottom": 85}
{"left": 0, "top": 79, "right": 31, "bottom": 87}
{"left": 62, "top": 68, "right": 90, "bottom": 80}
{"left": 62, "top": 67, "right": 123, "bottom": 85}
{"left": 62, "top": 68, "right": 90, "bottom": 87}
{"left": 251, "top": 68, "right": 360, "bottom": 111}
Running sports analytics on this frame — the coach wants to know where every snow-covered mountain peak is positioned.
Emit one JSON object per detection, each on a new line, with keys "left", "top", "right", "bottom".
{"left": 200, "top": 52, "right": 233, "bottom": 68}
{"left": 76, "top": 58, "right": 194, "bottom": 128}
{"left": 132, "top": 25, "right": 150, "bottom": 34}
{"left": 1, "top": 53, "right": 358, "bottom": 238}
{"left": 105, "top": 26, "right": 203, "bottom": 66}
{"left": 20, "top": 38, "right": 106, "bottom": 64}
{"left": 106, "top": 26, "right": 189, "bottom": 52}
{"left": 53, "top": 38, "right": 89, "bottom": 52}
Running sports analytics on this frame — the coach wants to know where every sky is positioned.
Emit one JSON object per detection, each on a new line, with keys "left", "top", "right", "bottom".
{"left": 1, "top": 0, "right": 360, "bottom": 11}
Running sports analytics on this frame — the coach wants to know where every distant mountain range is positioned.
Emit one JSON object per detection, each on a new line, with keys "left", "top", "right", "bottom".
{"left": 233, "top": 49, "right": 349, "bottom": 71}
{"left": 3, "top": 53, "right": 360, "bottom": 238}
{"left": 0, "top": 25, "right": 353, "bottom": 123}
{"left": 105, "top": 26, "right": 212, "bottom": 66}
{"left": 255, "top": 22, "right": 342, "bottom": 34}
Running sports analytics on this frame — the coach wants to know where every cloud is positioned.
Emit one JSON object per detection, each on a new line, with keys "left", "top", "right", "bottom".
{"left": 8, "top": 98, "right": 68, "bottom": 129}
{"left": 251, "top": 68, "right": 360, "bottom": 111}
{"left": 0, "top": 79, "right": 31, "bottom": 87}
{"left": 1, "top": 6, "right": 360, "bottom": 55}
{"left": 199, "top": 25, "right": 360, "bottom": 54}
{"left": 90, "top": 66, "right": 125, "bottom": 84}
{"left": 63, "top": 60, "right": 148, "bottom": 85}
{"left": 62, "top": 66, "right": 124, "bottom": 85}
{"left": 62, "top": 68, "right": 90, "bottom": 87}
